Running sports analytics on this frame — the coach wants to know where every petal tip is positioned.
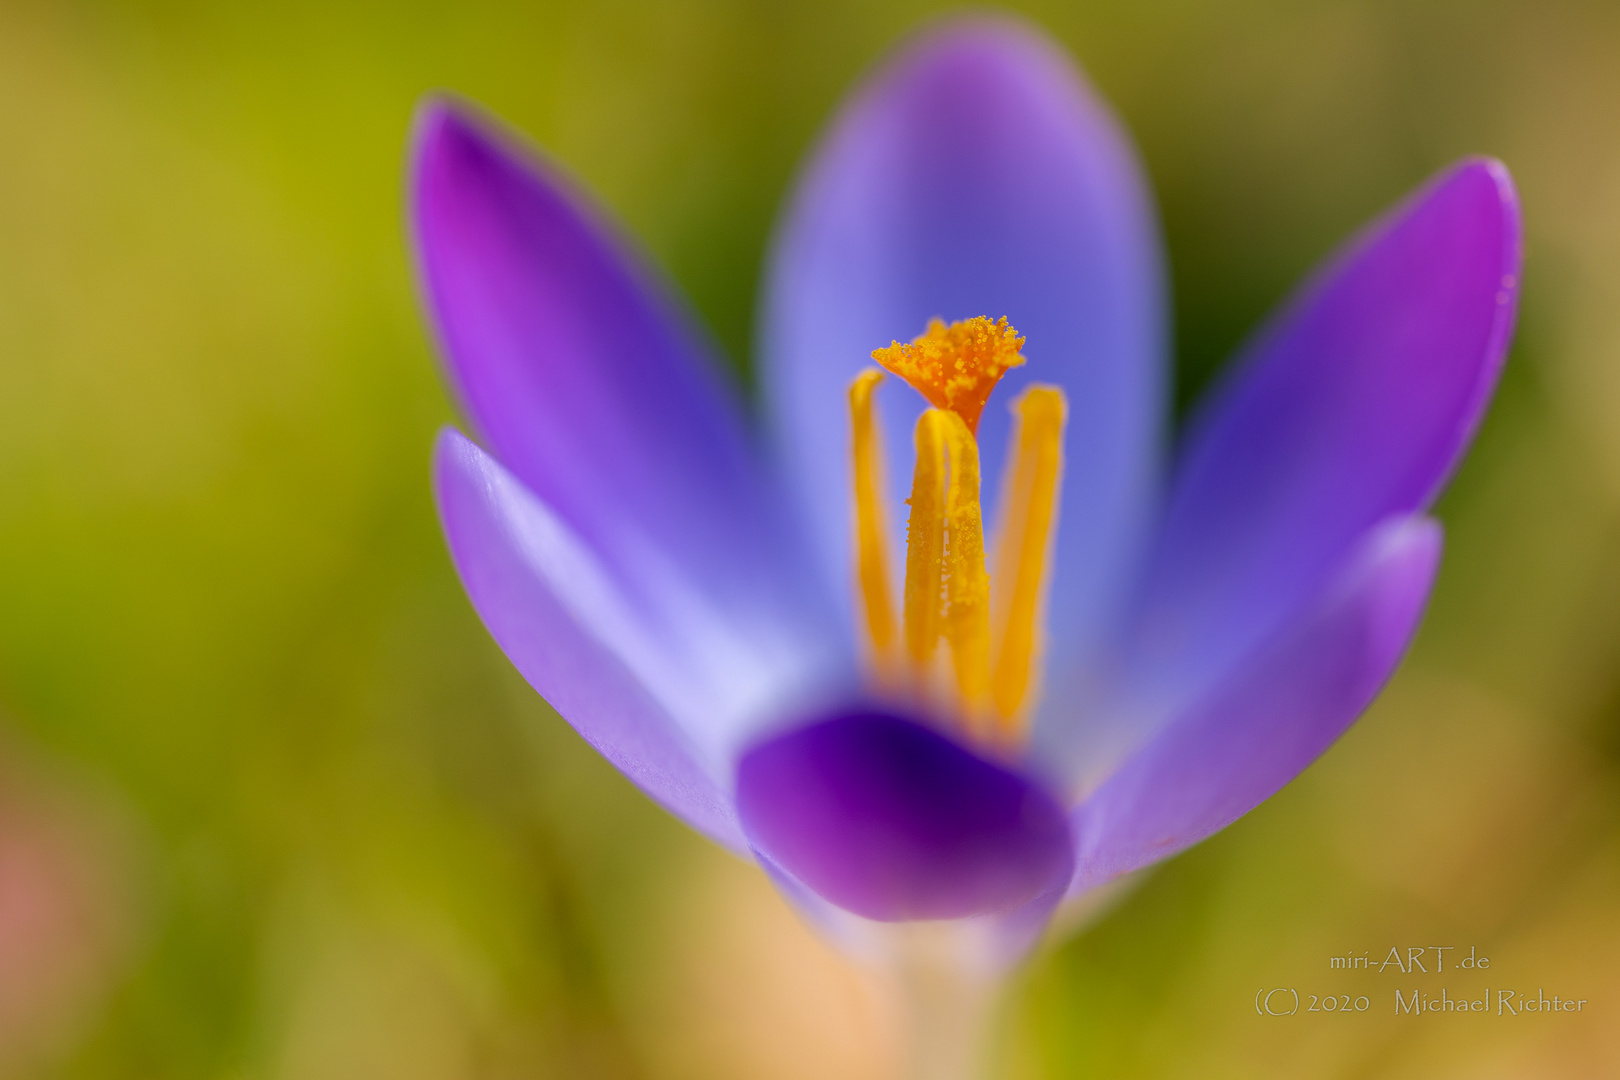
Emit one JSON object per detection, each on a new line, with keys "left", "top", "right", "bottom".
{"left": 1434, "top": 154, "right": 1522, "bottom": 423}
{"left": 409, "top": 95, "right": 476, "bottom": 185}
{"left": 429, "top": 426, "right": 488, "bottom": 526}
{"left": 880, "top": 12, "right": 1083, "bottom": 100}
{"left": 408, "top": 95, "right": 511, "bottom": 203}
{"left": 410, "top": 94, "right": 457, "bottom": 146}
{"left": 408, "top": 95, "right": 566, "bottom": 242}
{"left": 1434, "top": 156, "right": 1522, "bottom": 272}
{"left": 430, "top": 423, "right": 475, "bottom": 474}
{"left": 1455, "top": 154, "right": 1518, "bottom": 207}
{"left": 408, "top": 96, "right": 503, "bottom": 282}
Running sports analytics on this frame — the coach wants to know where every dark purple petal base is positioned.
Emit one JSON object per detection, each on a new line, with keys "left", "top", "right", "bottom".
{"left": 737, "top": 710, "right": 1073, "bottom": 922}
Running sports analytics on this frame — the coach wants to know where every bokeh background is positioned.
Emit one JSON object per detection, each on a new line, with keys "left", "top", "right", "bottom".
{"left": 2, "top": 0, "right": 1619, "bottom": 1076}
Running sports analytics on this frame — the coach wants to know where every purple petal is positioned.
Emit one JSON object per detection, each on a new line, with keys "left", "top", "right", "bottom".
{"left": 762, "top": 17, "right": 1166, "bottom": 660}
{"left": 1117, "top": 160, "right": 1518, "bottom": 706}
{"left": 737, "top": 708, "right": 1074, "bottom": 921}
{"left": 753, "top": 847, "right": 1067, "bottom": 967}
{"left": 1070, "top": 516, "right": 1441, "bottom": 893}
{"left": 411, "top": 100, "right": 845, "bottom": 717}
{"left": 435, "top": 429, "right": 767, "bottom": 852}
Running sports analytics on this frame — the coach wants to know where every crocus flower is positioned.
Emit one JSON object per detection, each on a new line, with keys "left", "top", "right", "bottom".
{"left": 410, "top": 17, "right": 1518, "bottom": 966}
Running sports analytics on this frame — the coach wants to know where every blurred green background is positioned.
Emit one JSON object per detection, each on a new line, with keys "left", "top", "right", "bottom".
{"left": 1, "top": 0, "right": 1618, "bottom": 1077}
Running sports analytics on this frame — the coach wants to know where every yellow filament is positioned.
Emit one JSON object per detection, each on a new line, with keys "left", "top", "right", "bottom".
{"left": 938, "top": 410, "right": 992, "bottom": 728}
{"left": 902, "top": 410, "right": 947, "bottom": 680}
{"left": 900, "top": 409, "right": 993, "bottom": 726}
{"left": 990, "top": 385, "right": 1068, "bottom": 731}
{"left": 849, "top": 368, "right": 897, "bottom": 672}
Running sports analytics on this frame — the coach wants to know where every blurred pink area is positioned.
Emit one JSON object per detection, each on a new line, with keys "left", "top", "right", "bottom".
{"left": 0, "top": 744, "right": 136, "bottom": 1072}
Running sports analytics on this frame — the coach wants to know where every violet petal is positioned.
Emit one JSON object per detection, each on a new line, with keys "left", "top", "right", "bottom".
{"left": 434, "top": 429, "right": 754, "bottom": 851}
{"left": 737, "top": 709, "right": 1074, "bottom": 921}
{"left": 1070, "top": 516, "right": 1441, "bottom": 893}
{"left": 1116, "top": 160, "right": 1517, "bottom": 709}
{"left": 762, "top": 16, "right": 1166, "bottom": 664}
{"left": 412, "top": 101, "right": 846, "bottom": 738}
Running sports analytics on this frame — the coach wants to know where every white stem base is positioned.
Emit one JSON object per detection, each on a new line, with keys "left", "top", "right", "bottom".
{"left": 884, "top": 926, "right": 1006, "bottom": 1080}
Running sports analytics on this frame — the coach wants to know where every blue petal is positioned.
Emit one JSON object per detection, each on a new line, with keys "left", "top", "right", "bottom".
{"left": 1070, "top": 516, "right": 1441, "bottom": 892}
{"left": 435, "top": 430, "right": 752, "bottom": 850}
{"left": 1111, "top": 160, "right": 1518, "bottom": 715}
{"left": 411, "top": 100, "right": 848, "bottom": 736}
{"left": 762, "top": 17, "right": 1167, "bottom": 664}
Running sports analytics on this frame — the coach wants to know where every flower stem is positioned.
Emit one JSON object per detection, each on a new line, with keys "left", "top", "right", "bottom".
{"left": 892, "top": 935, "right": 1003, "bottom": 1080}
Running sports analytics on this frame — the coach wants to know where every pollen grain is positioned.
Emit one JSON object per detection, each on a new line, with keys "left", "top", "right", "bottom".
{"left": 872, "top": 316, "right": 1026, "bottom": 433}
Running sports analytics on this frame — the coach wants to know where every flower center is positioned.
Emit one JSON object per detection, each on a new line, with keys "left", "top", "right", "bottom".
{"left": 849, "top": 316, "right": 1067, "bottom": 747}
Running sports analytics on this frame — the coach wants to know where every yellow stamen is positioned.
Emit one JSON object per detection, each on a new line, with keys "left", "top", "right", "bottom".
{"left": 872, "top": 316, "right": 1026, "bottom": 432}
{"left": 937, "top": 410, "right": 992, "bottom": 728}
{"left": 902, "top": 410, "right": 992, "bottom": 728}
{"left": 847, "top": 316, "right": 1065, "bottom": 749}
{"left": 902, "top": 410, "right": 947, "bottom": 680}
{"left": 990, "top": 386, "right": 1068, "bottom": 731}
{"left": 849, "top": 368, "right": 897, "bottom": 673}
